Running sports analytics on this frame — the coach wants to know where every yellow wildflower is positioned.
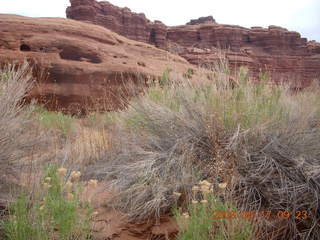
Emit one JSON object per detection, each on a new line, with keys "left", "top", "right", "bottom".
{"left": 182, "top": 212, "right": 190, "bottom": 218}
{"left": 218, "top": 182, "right": 227, "bottom": 189}
{"left": 88, "top": 179, "right": 98, "bottom": 188}
{"left": 199, "top": 180, "right": 212, "bottom": 187}
{"left": 200, "top": 185, "right": 210, "bottom": 193}
{"left": 200, "top": 200, "right": 208, "bottom": 204}
{"left": 44, "top": 177, "right": 51, "bottom": 183}
{"left": 65, "top": 181, "right": 73, "bottom": 192}
{"left": 71, "top": 171, "right": 81, "bottom": 182}
{"left": 57, "top": 168, "right": 67, "bottom": 178}
{"left": 192, "top": 186, "right": 200, "bottom": 192}
{"left": 173, "top": 192, "right": 182, "bottom": 198}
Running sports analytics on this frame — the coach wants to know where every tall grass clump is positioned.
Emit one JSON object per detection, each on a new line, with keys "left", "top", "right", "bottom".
{"left": 91, "top": 57, "right": 320, "bottom": 239}
{"left": 0, "top": 62, "right": 39, "bottom": 207}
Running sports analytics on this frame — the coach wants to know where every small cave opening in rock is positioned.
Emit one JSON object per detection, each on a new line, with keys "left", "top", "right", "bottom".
{"left": 197, "top": 32, "right": 202, "bottom": 41}
{"left": 20, "top": 44, "right": 31, "bottom": 51}
{"left": 246, "top": 35, "right": 252, "bottom": 43}
{"left": 149, "top": 29, "right": 156, "bottom": 45}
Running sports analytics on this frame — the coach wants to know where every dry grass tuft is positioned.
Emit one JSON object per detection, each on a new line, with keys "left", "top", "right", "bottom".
{"left": 0, "top": 62, "right": 41, "bottom": 206}
{"left": 232, "top": 110, "right": 320, "bottom": 239}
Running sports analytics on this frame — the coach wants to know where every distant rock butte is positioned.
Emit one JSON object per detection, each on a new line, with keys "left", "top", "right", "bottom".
{"left": 187, "top": 16, "right": 216, "bottom": 25}
{"left": 67, "top": 0, "right": 320, "bottom": 85}
{"left": 0, "top": 14, "right": 198, "bottom": 113}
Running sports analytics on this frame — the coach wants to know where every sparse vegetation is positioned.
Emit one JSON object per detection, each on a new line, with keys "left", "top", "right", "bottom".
{"left": 36, "top": 106, "right": 75, "bottom": 137}
{"left": 174, "top": 180, "right": 253, "bottom": 240}
{"left": 183, "top": 68, "right": 195, "bottom": 79}
{"left": 1, "top": 58, "right": 320, "bottom": 239}
{"left": 159, "top": 67, "right": 173, "bottom": 87}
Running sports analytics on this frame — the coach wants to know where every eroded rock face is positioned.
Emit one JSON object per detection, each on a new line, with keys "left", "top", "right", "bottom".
{"left": 67, "top": 0, "right": 320, "bottom": 85}
{"left": 66, "top": 0, "right": 168, "bottom": 48}
{"left": 0, "top": 14, "right": 197, "bottom": 113}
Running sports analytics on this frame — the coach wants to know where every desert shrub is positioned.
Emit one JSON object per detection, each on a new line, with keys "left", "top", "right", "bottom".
{"left": 144, "top": 67, "right": 288, "bottom": 131}
{"left": 92, "top": 84, "right": 223, "bottom": 221}
{"left": 89, "top": 57, "right": 320, "bottom": 239}
{"left": 91, "top": 67, "right": 256, "bottom": 221}
{"left": 215, "top": 82, "right": 320, "bottom": 239}
{"left": 2, "top": 165, "right": 93, "bottom": 240}
{"left": 0, "top": 62, "right": 39, "bottom": 206}
{"left": 231, "top": 107, "right": 320, "bottom": 239}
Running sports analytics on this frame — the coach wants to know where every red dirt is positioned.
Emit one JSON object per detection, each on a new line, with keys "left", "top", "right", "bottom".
{"left": 83, "top": 183, "right": 178, "bottom": 240}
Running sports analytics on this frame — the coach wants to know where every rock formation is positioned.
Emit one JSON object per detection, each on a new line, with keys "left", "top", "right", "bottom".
{"left": 66, "top": 0, "right": 167, "bottom": 48}
{"left": 1, "top": 1, "right": 319, "bottom": 113}
{"left": 187, "top": 16, "right": 216, "bottom": 25}
{"left": 0, "top": 14, "right": 197, "bottom": 113}
{"left": 67, "top": 0, "right": 320, "bottom": 85}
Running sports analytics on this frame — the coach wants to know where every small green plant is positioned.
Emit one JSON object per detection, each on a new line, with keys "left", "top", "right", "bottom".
{"left": 1, "top": 195, "right": 35, "bottom": 240}
{"left": 159, "top": 67, "right": 172, "bottom": 87}
{"left": 146, "top": 86, "right": 181, "bottom": 112}
{"left": 174, "top": 181, "right": 253, "bottom": 240}
{"left": 86, "top": 112, "right": 119, "bottom": 128}
{"left": 36, "top": 107, "right": 74, "bottom": 136}
{"left": 183, "top": 68, "right": 195, "bottom": 79}
{"left": 3, "top": 165, "right": 94, "bottom": 240}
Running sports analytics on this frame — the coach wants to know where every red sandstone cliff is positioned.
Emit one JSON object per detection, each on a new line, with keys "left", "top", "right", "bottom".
{"left": 66, "top": 0, "right": 168, "bottom": 48}
{"left": 66, "top": 0, "right": 320, "bottom": 85}
{"left": 0, "top": 14, "right": 197, "bottom": 113}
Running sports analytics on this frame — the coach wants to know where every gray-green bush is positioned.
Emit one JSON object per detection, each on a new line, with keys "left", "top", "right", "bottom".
{"left": 91, "top": 61, "right": 320, "bottom": 239}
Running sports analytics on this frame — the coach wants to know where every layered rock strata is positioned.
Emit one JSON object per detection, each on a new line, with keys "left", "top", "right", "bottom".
{"left": 67, "top": 0, "right": 320, "bottom": 85}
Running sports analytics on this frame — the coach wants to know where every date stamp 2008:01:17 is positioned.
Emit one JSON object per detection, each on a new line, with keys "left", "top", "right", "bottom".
{"left": 212, "top": 210, "right": 309, "bottom": 220}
